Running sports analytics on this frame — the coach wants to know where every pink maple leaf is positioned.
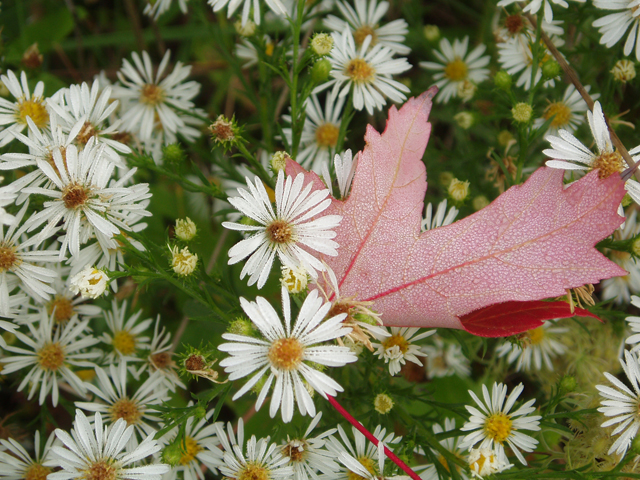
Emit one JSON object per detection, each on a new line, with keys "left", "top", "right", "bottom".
{"left": 286, "top": 88, "right": 626, "bottom": 336}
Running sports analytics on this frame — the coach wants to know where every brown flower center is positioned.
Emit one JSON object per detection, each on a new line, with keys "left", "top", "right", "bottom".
{"left": 0, "top": 245, "right": 19, "bottom": 272}
{"left": 17, "top": 98, "right": 49, "bottom": 127}
{"left": 82, "top": 461, "right": 116, "bottom": 480}
{"left": 185, "top": 354, "right": 206, "bottom": 372}
{"left": 282, "top": 439, "right": 307, "bottom": 462}
{"left": 47, "top": 295, "right": 75, "bottom": 324}
{"left": 62, "top": 182, "right": 90, "bottom": 209}
{"left": 315, "top": 123, "right": 339, "bottom": 148}
{"left": 265, "top": 220, "right": 294, "bottom": 244}
{"left": 77, "top": 121, "right": 98, "bottom": 145}
{"left": 353, "top": 25, "right": 377, "bottom": 46}
{"left": 505, "top": 14, "right": 524, "bottom": 34}
{"left": 543, "top": 102, "right": 572, "bottom": 128}
{"left": 140, "top": 84, "right": 165, "bottom": 106}
{"left": 37, "top": 342, "right": 65, "bottom": 371}
{"left": 444, "top": 58, "right": 468, "bottom": 81}
{"left": 345, "top": 58, "right": 375, "bottom": 83}
{"left": 110, "top": 397, "right": 142, "bottom": 426}
{"left": 151, "top": 351, "right": 172, "bottom": 370}
{"left": 592, "top": 151, "right": 625, "bottom": 179}
{"left": 268, "top": 337, "right": 304, "bottom": 371}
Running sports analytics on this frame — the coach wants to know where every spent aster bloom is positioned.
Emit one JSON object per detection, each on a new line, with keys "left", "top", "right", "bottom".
{"left": 68, "top": 265, "right": 110, "bottom": 299}
{"left": 459, "top": 382, "right": 541, "bottom": 465}
{"left": 46, "top": 410, "right": 169, "bottom": 480}
{"left": 319, "top": 27, "right": 411, "bottom": 115}
{"left": 467, "top": 447, "right": 512, "bottom": 479}
{"left": 0, "top": 431, "right": 57, "bottom": 480}
{"left": 0, "top": 70, "right": 49, "bottom": 147}
{"left": 371, "top": 327, "right": 436, "bottom": 376}
{"left": 495, "top": 321, "right": 568, "bottom": 371}
{"left": 594, "top": 0, "right": 640, "bottom": 62}
{"left": 544, "top": 101, "right": 640, "bottom": 207}
{"left": 1, "top": 311, "right": 100, "bottom": 406}
{"left": 597, "top": 349, "right": 640, "bottom": 457}
{"left": 419, "top": 37, "right": 490, "bottom": 104}
{"left": 114, "top": 50, "right": 202, "bottom": 144}
{"left": 324, "top": 0, "right": 410, "bottom": 55}
{"left": 222, "top": 170, "right": 342, "bottom": 289}
{"left": 214, "top": 418, "right": 293, "bottom": 480}
{"left": 218, "top": 287, "right": 357, "bottom": 422}
{"left": 279, "top": 412, "right": 340, "bottom": 480}
{"left": 208, "top": 0, "right": 286, "bottom": 26}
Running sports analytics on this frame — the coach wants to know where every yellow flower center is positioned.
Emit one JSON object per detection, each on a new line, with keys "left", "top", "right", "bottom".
{"left": 0, "top": 245, "right": 19, "bottom": 273}
{"left": 315, "top": 123, "right": 340, "bottom": 148}
{"left": 444, "top": 58, "right": 468, "bottom": 81}
{"left": 592, "top": 151, "right": 624, "bottom": 179}
{"left": 528, "top": 326, "right": 545, "bottom": 345}
{"left": 345, "top": 58, "right": 375, "bottom": 83}
{"left": 110, "top": 397, "right": 142, "bottom": 426}
{"left": 38, "top": 342, "right": 65, "bottom": 371}
{"left": 543, "top": 102, "right": 572, "bottom": 128}
{"left": 47, "top": 295, "right": 75, "bottom": 324}
{"left": 82, "top": 461, "right": 116, "bottom": 480}
{"left": 112, "top": 330, "right": 137, "bottom": 355}
{"left": 25, "top": 463, "right": 52, "bottom": 480}
{"left": 17, "top": 97, "right": 49, "bottom": 127}
{"left": 265, "top": 42, "right": 275, "bottom": 57}
{"left": 347, "top": 456, "right": 377, "bottom": 480}
{"left": 382, "top": 334, "right": 410, "bottom": 354}
{"left": 62, "top": 182, "right": 90, "bottom": 209}
{"left": 353, "top": 25, "right": 377, "bottom": 46}
{"left": 238, "top": 462, "right": 270, "bottom": 480}
{"left": 179, "top": 436, "right": 203, "bottom": 465}
{"left": 140, "top": 84, "right": 165, "bottom": 106}
{"left": 484, "top": 412, "right": 513, "bottom": 444}
{"left": 268, "top": 337, "right": 304, "bottom": 371}
{"left": 265, "top": 219, "right": 294, "bottom": 244}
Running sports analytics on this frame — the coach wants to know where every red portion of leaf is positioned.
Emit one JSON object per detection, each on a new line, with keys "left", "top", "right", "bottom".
{"left": 460, "top": 301, "right": 600, "bottom": 337}
{"left": 287, "top": 89, "right": 626, "bottom": 335}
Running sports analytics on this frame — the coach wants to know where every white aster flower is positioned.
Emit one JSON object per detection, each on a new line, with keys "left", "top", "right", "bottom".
{"left": 422, "top": 336, "right": 471, "bottom": 378}
{"left": 497, "top": 33, "right": 563, "bottom": 90}
{"left": 69, "top": 265, "right": 110, "bottom": 300}
{"left": 282, "top": 92, "right": 346, "bottom": 173}
{"left": 280, "top": 412, "right": 340, "bottom": 480}
{"left": 415, "top": 418, "right": 469, "bottom": 480}
{"left": 144, "top": 0, "right": 189, "bottom": 19}
{"left": 421, "top": 199, "right": 458, "bottom": 231}
{"left": 0, "top": 203, "right": 59, "bottom": 315}
{"left": 533, "top": 85, "right": 597, "bottom": 136}
{"left": 213, "top": 418, "right": 293, "bottom": 479}
{"left": 208, "top": 0, "right": 286, "bottom": 26}
{"left": 0, "top": 70, "right": 49, "bottom": 147}
{"left": 326, "top": 424, "right": 401, "bottom": 480}
{"left": 459, "top": 382, "right": 541, "bottom": 465}
{"left": 597, "top": 349, "right": 640, "bottom": 457}
{"left": 324, "top": 0, "right": 410, "bottom": 55}
{"left": 498, "top": 0, "right": 584, "bottom": 23}
{"left": 1, "top": 310, "right": 100, "bottom": 406}
{"left": 235, "top": 35, "right": 282, "bottom": 68}
{"left": 594, "top": 0, "right": 640, "bottom": 62}
{"left": 46, "top": 410, "right": 169, "bottom": 480}
{"left": 162, "top": 405, "right": 223, "bottom": 480}
{"left": 23, "top": 139, "right": 151, "bottom": 258}
{"left": 47, "top": 81, "right": 131, "bottom": 164}
{"left": 419, "top": 37, "right": 490, "bottom": 104}
{"left": 75, "top": 362, "right": 168, "bottom": 448}
{"left": 495, "top": 321, "right": 568, "bottom": 371}
{"left": 114, "top": 50, "right": 202, "bottom": 144}
{"left": 100, "top": 299, "right": 153, "bottom": 364}
{"left": 320, "top": 149, "right": 357, "bottom": 200}
{"left": 544, "top": 101, "right": 640, "bottom": 207}
{"left": 219, "top": 286, "right": 357, "bottom": 422}
{"left": 222, "top": 170, "right": 342, "bottom": 289}
{"left": 371, "top": 327, "right": 436, "bottom": 376}
{"left": 320, "top": 27, "right": 411, "bottom": 115}
{"left": 0, "top": 431, "right": 57, "bottom": 480}
{"left": 467, "top": 447, "right": 512, "bottom": 479}
{"left": 602, "top": 210, "right": 640, "bottom": 304}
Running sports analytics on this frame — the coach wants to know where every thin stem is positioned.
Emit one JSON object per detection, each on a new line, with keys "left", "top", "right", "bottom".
{"left": 524, "top": 13, "right": 638, "bottom": 180}
{"left": 327, "top": 395, "right": 422, "bottom": 480}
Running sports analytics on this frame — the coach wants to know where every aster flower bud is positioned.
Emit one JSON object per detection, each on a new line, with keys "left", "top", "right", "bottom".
{"left": 494, "top": 70, "right": 512, "bottom": 91}
{"left": 448, "top": 178, "right": 470, "bottom": 203}
{"left": 374, "top": 393, "right": 394, "bottom": 414}
{"left": 454, "top": 111, "right": 474, "bottom": 130}
{"left": 209, "top": 115, "right": 238, "bottom": 150}
{"left": 472, "top": 195, "right": 490, "bottom": 211}
{"left": 169, "top": 245, "right": 198, "bottom": 276}
{"left": 542, "top": 59, "right": 561, "bottom": 79}
{"left": 175, "top": 217, "right": 197, "bottom": 241}
{"left": 457, "top": 80, "right": 477, "bottom": 102}
{"left": 280, "top": 265, "right": 308, "bottom": 293}
{"left": 423, "top": 25, "right": 440, "bottom": 42}
{"left": 611, "top": 59, "right": 636, "bottom": 83}
{"left": 310, "top": 33, "right": 334, "bottom": 56}
{"left": 162, "top": 143, "right": 186, "bottom": 165}
{"left": 234, "top": 19, "right": 256, "bottom": 37}
{"left": 271, "top": 151, "right": 291, "bottom": 172}
{"left": 512, "top": 102, "right": 533, "bottom": 123}
{"left": 311, "top": 58, "right": 332, "bottom": 83}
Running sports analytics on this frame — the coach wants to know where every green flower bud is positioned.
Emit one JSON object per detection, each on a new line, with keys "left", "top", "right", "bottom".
{"left": 542, "top": 60, "right": 561, "bottom": 79}
{"left": 494, "top": 70, "right": 512, "bottom": 91}
{"left": 559, "top": 374, "right": 577, "bottom": 393}
{"left": 311, "top": 58, "right": 332, "bottom": 83}
{"left": 162, "top": 441, "right": 184, "bottom": 467}
{"left": 472, "top": 195, "right": 490, "bottom": 211}
{"left": 162, "top": 143, "right": 186, "bottom": 165}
